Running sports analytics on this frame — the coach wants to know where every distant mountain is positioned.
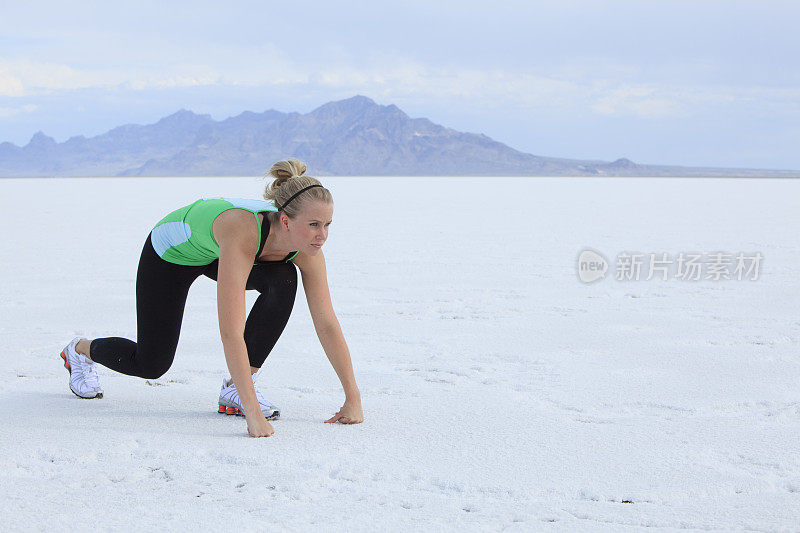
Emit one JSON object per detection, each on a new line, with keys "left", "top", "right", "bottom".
{"left": 1, "top": 95, "right": 797, "bottom": 177}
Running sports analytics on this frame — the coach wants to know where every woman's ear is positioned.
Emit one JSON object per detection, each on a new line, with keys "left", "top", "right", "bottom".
{"left": 280, "top": 213, "right": 290, "bottom": 231}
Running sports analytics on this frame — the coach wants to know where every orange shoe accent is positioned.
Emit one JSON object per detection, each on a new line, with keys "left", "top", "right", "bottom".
{"left": 60, "top": 351, "right": 71, "bottom": 371}
{"left": 218, "top": 404, "right": 226, "bottom": 413}
{"left": 226, "top": 406, "right": 237, "bottom": 414}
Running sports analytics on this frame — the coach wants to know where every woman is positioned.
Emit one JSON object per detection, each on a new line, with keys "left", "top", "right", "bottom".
{"left": 59, "top": 158, "right": 363, "bottom": 438}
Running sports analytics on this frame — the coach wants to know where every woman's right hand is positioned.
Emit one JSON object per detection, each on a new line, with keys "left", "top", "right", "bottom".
{"left": 246, "top": 412, "right": 275, "bottom": 437}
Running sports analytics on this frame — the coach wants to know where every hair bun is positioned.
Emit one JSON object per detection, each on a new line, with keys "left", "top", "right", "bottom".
{"left": 268, "top": 158, "right": 306, "bottom": 182}
{"left": 263, "top": 157, "right": 332, "bottom": 216}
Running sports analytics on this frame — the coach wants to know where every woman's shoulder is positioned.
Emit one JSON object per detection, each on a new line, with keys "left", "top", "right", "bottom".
{"left": 212, "top": 208, "right": 260, "bottom": 250}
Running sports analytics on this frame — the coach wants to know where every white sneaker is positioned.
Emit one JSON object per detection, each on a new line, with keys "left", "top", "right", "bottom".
{"left": 217, "top": 375, "right": 280, "bottom": 420}
{"left": 60, "top": 337, "right": 103, "bottom": 399}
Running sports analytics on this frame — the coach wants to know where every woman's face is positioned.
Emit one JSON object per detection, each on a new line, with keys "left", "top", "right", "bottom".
{"left": 284, "top": 200, "right": 333, "bottom": 256}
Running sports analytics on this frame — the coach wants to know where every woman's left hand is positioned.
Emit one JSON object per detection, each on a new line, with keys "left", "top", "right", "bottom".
{"left": 325, "top": 400, "right": 364, "bottom": 424}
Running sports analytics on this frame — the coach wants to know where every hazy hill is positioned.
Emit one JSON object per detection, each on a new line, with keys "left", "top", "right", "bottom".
{"left": 1, "top": 96, "right": 796, "bottom": 177}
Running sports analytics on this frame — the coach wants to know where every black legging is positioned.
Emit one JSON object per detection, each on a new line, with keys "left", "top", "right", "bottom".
{"left": 89, "top": 233, "right": 297, "bottom": 379}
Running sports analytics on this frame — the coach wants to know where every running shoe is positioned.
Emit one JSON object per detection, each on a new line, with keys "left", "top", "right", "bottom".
{"left": 217, "top": 376, "right": 280, "bottom": 420}
{"left": 60, "top": 337, "right": 103, "bottom": 399}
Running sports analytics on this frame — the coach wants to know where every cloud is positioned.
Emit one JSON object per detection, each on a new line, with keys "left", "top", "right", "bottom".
{"left": 586, "top": 82, "right": 800, "bottom": 120}
{"left": 303, "top": 60, "right": 582, "bottom": 111}
{"left": 124, "top": 73, "right": 222, "bottom": 91}
{"left": 0, "top": 103, "right": 38, "bottom": 118}
{"left": 0, "top": 70, "right": 25, "bottom": 96}
{"left": 2, "top": 52, "right": 798, "bottom": 128}
{"left": 0, "top": 59, "right": 90, "bottom": 93}
{"left": 590, "top": 85, "right": 686, "bottom": 118}
{"left": 0, "top": 59, "right": 227, "bottom": 94}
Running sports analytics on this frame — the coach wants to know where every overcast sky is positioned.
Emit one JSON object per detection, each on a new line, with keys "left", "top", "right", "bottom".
{"left": 1, "top": 1, "right": 798, "bottom": 169}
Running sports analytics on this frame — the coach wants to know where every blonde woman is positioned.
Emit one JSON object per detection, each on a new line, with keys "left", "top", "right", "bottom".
{"left": 60, "top": 158, "right": 363, "bottom": 437}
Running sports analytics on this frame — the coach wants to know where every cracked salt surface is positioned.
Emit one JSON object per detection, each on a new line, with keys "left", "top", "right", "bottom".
{"left": 1, "top": 176, "right": 799, "bottom": 531}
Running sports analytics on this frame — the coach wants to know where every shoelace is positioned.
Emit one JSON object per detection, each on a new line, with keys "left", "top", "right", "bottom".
{"left": 225, "top": 378, "right": 275, "bottom": 409}
{"left": 83, "top": 361, "right": 101, "bottom": 389}
{"left": 75, "top": 355, "right": 100, "bottom": 389}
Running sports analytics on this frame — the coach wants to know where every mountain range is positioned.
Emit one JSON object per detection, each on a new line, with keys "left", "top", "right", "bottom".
{"left": 1, "top": 95, "right": 796, "bottom": 178}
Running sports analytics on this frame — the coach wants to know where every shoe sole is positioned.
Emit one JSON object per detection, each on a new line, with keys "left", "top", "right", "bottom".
{"left": 217, "top": 404, "right": 279, "bottom": 420}
{"left": 60, "top": 350, "right": 103, "bottom": 400}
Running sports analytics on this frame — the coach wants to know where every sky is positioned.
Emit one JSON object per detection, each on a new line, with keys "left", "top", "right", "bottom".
{"left": 1, "top": 0, "right": 799, "bottom": 169}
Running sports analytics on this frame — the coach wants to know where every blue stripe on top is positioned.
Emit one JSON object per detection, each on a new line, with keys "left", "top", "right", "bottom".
{"left": 203, "top": 197, "right": 277, "bottom": 212}
{"left": 151, "top": 221, "right": 192, "bottom": 257}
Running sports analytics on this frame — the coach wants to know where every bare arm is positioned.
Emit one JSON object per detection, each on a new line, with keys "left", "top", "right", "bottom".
{"left": 213, "top": 210, "right": 273, "bottom": 436}
{"left": 294, "top": 250, "right": 362, "bottom": 414}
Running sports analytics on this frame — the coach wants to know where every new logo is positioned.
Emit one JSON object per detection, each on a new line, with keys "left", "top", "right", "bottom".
{"left": 577, "top": 249, "right": 608, "bottom": 283}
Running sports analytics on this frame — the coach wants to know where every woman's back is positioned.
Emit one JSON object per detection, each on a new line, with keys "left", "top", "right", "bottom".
{"left": 151, "top": 197, "right": 277, "bottom": 266}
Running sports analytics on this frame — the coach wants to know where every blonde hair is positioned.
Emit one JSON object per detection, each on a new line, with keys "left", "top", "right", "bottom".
{"left": 263, "top": 158, "right": 332, "bottom": 218}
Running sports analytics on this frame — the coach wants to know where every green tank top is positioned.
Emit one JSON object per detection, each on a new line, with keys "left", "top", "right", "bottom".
{"left": 150, "top": 197, "right": 278, "bottom": 266}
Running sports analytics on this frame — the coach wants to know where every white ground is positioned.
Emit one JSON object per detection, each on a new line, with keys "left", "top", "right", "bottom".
{"left": 1, "top": 176, "right": 799, "bottom": 532}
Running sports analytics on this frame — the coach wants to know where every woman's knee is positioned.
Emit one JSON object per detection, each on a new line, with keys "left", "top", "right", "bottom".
{"left": 132, "top": 346, "right": 176, "bottom": 379}
{"left": 137, "top": 362, "right": 172, "bottom": 380}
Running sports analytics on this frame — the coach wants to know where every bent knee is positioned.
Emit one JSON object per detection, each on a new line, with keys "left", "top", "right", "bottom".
{"left": 136, "top": 360, "right": 172, "bottom": 380}
{"left": 138, "top": 369, "right": 169, "bottom": 380}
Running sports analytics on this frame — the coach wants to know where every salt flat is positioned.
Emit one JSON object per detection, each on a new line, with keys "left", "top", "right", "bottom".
{"left": 1, "top": 176, "right": 799, "bottom": 532}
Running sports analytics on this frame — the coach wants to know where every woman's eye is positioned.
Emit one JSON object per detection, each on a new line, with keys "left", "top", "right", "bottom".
{"left": 310, "top": 222, "right": 318, "bottom": 227}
